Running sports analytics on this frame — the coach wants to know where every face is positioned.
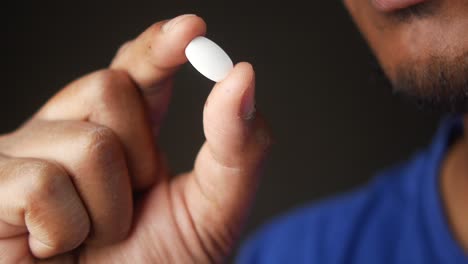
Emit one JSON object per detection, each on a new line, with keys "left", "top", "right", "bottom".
{"left": 344, "top": 0, "right": 468, "bottom": 112}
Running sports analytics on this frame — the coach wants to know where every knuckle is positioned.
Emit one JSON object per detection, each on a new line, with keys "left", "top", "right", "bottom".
{"left": 115, "top": 40, "right": 132, "bottom": 56}
{"left": 79, "top": 125, "right": 122, "bottom": 160}
{"left": 59, "top": 216, "right": 90, "bottom": 251}
{"left": 44, "top": 228, "right": 86, "bottom": 253}
{"left": 148, "top": 21, "right": 162, "bottom": 37}
{"left": 21, "top": 159, "right": 68, "bottom": 200}
{"left": 75, "top": 125, "right": 127, "bottom": 184}
{"left": 14, "top": 159, "right": 89, "bottom": 253}
{"left": 88, "top": 69, "right": 135, "bottom": 105}
{"left": 95, "top": 69, "right": 131, "bottom": 91}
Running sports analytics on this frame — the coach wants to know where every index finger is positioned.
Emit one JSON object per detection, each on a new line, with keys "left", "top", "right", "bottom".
{"left": 111, "top": 14, "right": 207, "bottom": 130}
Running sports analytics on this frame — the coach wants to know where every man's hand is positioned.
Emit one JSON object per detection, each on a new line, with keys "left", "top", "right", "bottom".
{"left": 0, "top": 15, "right": 271, "bottom": 263}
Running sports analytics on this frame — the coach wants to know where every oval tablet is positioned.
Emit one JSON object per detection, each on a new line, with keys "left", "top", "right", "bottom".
{"left": 185, "top": 36, "right": 234, "bottom": 82}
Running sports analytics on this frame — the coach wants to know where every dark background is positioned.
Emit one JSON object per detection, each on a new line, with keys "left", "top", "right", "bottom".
{"left": 3, "top": 0, "right": 441, "bottom": 260}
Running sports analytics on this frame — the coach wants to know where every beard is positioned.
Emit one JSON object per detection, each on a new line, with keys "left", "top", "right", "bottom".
{"left": 374, "top": 51, "right": 468, "bottom": 114}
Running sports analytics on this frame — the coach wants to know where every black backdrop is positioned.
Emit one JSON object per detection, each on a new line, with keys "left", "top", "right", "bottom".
{"left": 3, "top": 0, "right": 441, "bottom": 260}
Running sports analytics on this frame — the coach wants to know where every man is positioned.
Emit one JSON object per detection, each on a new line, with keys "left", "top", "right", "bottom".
{"left": 0, "top": 0, "right": 466, "bottom": 263}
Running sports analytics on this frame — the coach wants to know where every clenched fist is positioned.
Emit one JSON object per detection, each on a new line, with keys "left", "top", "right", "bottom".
{"left": 0, "top": 14, "right": 271, "bottom": 263}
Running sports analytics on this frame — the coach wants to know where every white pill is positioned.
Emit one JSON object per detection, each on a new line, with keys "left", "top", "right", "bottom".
{"left": 185, "top": 36, "right": 234, "bottom": 82}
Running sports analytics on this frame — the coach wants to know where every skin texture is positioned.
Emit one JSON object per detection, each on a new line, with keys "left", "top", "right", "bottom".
{"left": 0, "top": 15, "right": 271, "bottom": 263}
{"left": 346, "top": 0, "right": 468, "bottom": 111}
{"left": 0, "top": 1, "right": 467, "bottom": 263}
{"left": 345, "top": 0, "right": 468, "bottom": 252}
{"left": 344, "top": 0, "right": 468, "bottom": 83}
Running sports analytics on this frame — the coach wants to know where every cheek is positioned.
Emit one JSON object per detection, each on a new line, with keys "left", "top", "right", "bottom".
{"left": 343, "top": 0, "right": 404, "bottom": 78}
{"left": 344, "top": 0, "right": 468, "bottom": 81}
{"left": 399, "top": 16, "right": 468, "bottom": 60}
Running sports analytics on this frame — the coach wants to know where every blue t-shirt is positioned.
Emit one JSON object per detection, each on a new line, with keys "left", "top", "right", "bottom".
{"left": 237, "top": 116, "right": 467, "bottom": 264}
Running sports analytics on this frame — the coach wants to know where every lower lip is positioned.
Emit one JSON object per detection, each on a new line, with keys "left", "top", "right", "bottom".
{"left": 372, "top": 0, "right": 427, "bottom": 12}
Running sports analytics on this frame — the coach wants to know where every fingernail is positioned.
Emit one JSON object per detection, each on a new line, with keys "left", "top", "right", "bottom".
{"left": 162, "top": 14, "right": 196, "bottom": 33}
{"left": 241, "top": 79, "right": 256, "bottom": 120}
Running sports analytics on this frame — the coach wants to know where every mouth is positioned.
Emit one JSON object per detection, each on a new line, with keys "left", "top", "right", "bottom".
{"left": 371, "top": 0, "right": 428, "bottom": 12}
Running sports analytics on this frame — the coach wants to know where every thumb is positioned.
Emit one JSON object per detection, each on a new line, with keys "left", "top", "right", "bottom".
{"left": 183, "top": 62, "right": 272, "bottom": 259}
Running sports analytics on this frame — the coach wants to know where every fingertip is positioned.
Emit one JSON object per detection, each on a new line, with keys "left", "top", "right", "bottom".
{"left": 29, "top": 236, "right": 54, "bottom": 259}
{"left": 151, "top": 15, "right": 207, "bottom": 67}
{"left": 232, "top": 62, "right": 255, "bottom": 80}
{"left": 161, "top": 14, "right": 207, "bottom": 47}
{"left": 207, "top": 62, "right": 256, "bottom": 114}
{"left": 235, "top": 62, "right": 254, "bottom": 73}
{"left": 111, "top": 15, "right": 208, "bottom": 90}
{"left": 28, "top": 213, "right": 90, "bottom": 259}
{"left": 215, "top": 62, "right": 255, "bottom": 91}
{"left": 167, "top": 15, "right": 207, "bottom": 38}
{"left": 29, "top": 235, "right": 82, "bottom": 259}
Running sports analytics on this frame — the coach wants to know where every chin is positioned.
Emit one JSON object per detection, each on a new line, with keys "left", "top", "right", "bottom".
{"left": 390, "top": 51, "right": 468, "bottom": 113}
